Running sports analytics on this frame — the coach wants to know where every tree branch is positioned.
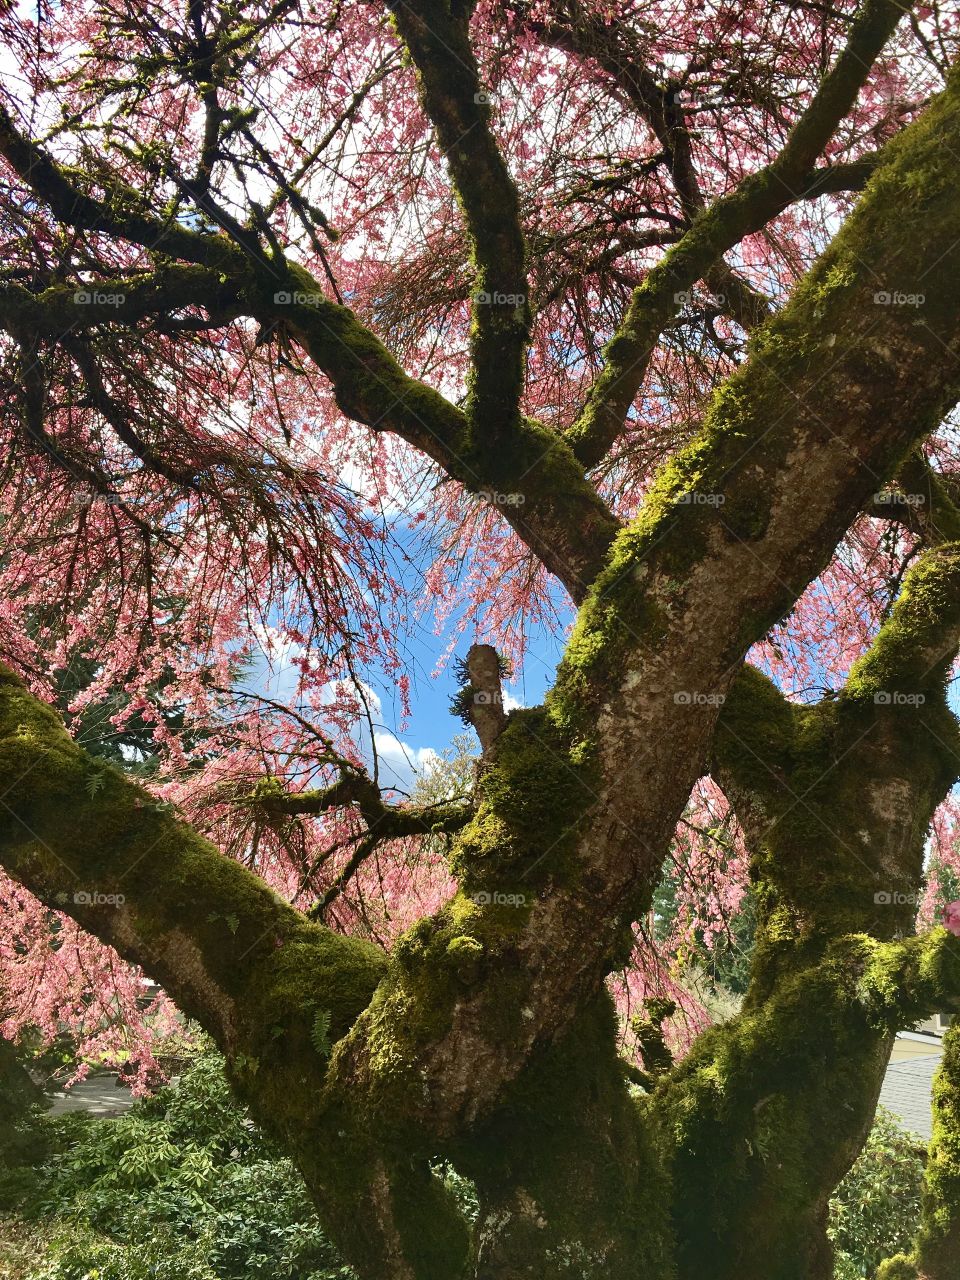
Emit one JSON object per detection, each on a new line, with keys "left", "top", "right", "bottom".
{"left": 0, "top": 104, "right": 243, "bottom": 271}
{"left": 564, "top": 0, "right": 914, "bottom": 468}
{"left": 386, "top": 0, "right": 530, "bottom": 430}
{"left": 254, "top": 771, "right": 472, "bottom": 838}
{"left": 0, "top": 264, "right": 618, "bottom": 599}
{"left": 0, "top": 663, "right": 386, "bottom": 1050}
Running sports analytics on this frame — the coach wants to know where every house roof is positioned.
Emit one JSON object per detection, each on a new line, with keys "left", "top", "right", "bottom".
{"left": 878, "top": 1054, "right": 940, "bottom": 1140}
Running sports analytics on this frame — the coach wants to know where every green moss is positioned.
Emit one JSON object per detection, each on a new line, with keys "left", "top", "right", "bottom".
{"left": 452, "top": 995, "right": 675, "bottom": 1279}
{"left": 913, "top": 1024, "right": 960, "bottom": 1276}
{"left": 846, "top": 545, "right": 960, "bottom": 703}
{"left": 712, "top": 665, "right": 797, "bottom": 793}
{"left": 244, "top": 932, "right": 387, "bottom": 1045}
{"left": 656, "top": 950, "right": 896, "bottom": 1280}
{"left": 566, "top": 63, "right": 960, "bottom": 699}
{"left": 691, "top": 536, "right": 960, "bottom": 1276}
{"left": 446, "top": 935, "right": 483, "bottom": 959}
{"left": 389, "top": 1161, "right": 472, "bottom": 1280}
{"left": 445, "top": 935, "right": 484, "bottom": 984}
{"left": 876, "top": 1257, "right": 920, "bottom": 1279}
{"left": 451, "top": 706, "right": 597, "bottom": 891}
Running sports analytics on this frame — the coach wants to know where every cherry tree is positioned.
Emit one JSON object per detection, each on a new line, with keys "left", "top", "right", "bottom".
{"left": 2, "top": 0, "right": 960, "bottom": 1275}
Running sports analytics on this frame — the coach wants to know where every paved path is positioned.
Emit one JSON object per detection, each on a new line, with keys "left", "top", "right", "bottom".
{"left": 48, "top": 1074, "right": 137, "bottom": 1118}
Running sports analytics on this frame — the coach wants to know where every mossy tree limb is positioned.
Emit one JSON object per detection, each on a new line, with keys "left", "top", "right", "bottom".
{"left": 386, "top": 0, "right": 531, "bottom": 431}
{"left": 912, "top": 1022, "right": 960, "bottom": 1278}
{"left": 686, "top": 542, "right": 960, "bottom": 1278}
{"left": 563, "top": 0, "right": 916, "bottom": 468}
{"left": 877, "top": 1024, "right": 960, "bottom": 1279}
{"left": 0, "top": 660, "right": 483, "bottom": 1279}
{"left": 0, "top": 663, "right": 387, "bottom": 1052}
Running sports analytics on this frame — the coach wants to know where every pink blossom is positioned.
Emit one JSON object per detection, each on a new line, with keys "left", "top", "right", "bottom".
{"left": 943, "top": 901, "right": 960, "bottom": 938}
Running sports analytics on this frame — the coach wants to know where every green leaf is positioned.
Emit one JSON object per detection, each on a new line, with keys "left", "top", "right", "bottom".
{"left": 311, "top": 1010, "right": 332, "bottom": 1058}
{"left": 85, "top": 769, "right": 107, "bottom": 798}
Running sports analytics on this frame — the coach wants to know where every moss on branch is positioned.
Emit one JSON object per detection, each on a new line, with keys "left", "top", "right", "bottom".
{"left": 0, "top": 663, "right": 385, "bottom": 1054}
{"left": 386, "top": 0, "right": 530, "bottom": 429}
{"left": 566, "top": 0, "right": 917, "bottom": 468}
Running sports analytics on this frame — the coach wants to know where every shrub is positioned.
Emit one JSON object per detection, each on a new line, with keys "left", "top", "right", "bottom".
{"left": 24, "top": 1225, "right": 218, "bottom": 1280}
{"left": 828, "top": 1107, "right": 925, "bottom": 1279}
{"left": 21, "top": 1052, "right": 357, "bottom": 1280}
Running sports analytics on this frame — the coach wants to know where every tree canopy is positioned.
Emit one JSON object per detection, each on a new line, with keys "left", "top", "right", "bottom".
{"left": 2, "top": 0, "right": 960, "bottom": 1276}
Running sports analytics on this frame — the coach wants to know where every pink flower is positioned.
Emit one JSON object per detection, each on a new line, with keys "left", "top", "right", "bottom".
{"left": 943, "top": 901, "right": 960, "bottom": 937}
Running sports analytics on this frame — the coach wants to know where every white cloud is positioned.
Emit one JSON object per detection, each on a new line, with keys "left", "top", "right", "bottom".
{"left": 240, "top": 627, "right": 305, "bottom": 704}
{"left": 239, "top": 638, "right": 437, "bottom": 795}
{"left": 371, "top": 732, "right": 439, "bottom": 795}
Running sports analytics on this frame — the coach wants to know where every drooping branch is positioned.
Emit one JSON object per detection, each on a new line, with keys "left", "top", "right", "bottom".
{"left": 563, "top": 0, "right": 915, "bottom": 468}
{"left": 513, "top": 0, "right": 775, "bottom": 336}
{"left": 0, "top": 104, "right": 243, "bottom": 271}
{"left": 244, "top": 748, "right": 472, "bottom": 918}
{"left": 0, "top": 106, "right": 620, "bottom": 598}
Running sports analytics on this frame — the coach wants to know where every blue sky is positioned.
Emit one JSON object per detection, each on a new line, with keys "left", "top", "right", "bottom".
{"left": 243, "top": 612, "right": 567, "bottom": 792}
{"left": 242, "top": 509, "right": 573, "bottom": 791}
